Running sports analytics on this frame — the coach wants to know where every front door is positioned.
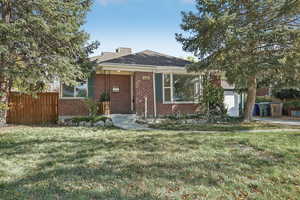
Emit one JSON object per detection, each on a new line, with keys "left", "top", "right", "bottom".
{"left": 110, "top": 75, "right": 132, "bottom": 114}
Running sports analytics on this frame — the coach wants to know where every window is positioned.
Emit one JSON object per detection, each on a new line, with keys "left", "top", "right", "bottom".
{"left": 163, "top": 74, "right": 171, "bottom": 102}
{"left": 163, "top": 73, "right": 202, "bottom": 103}
{"left": 61, "top": 81, "right": 88, "bottom": 98}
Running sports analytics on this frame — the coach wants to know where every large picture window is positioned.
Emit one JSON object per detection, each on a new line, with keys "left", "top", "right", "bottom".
{"left": 163, "top": 73, "right": 201, "bottom": 103}
{"left": 61, "top": 81, "right": 88, "bottom": 98}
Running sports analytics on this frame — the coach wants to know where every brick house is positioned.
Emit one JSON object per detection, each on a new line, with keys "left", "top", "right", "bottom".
{"left": 59, "top": 47, "right": 239, "bottom": 118}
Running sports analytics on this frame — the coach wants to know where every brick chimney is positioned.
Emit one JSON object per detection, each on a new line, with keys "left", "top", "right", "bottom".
{"left": 116, "top": 47, "right": 132, "bottom": 55}
{"left": 92, "top": 47, "right": 132, "bottom": 62}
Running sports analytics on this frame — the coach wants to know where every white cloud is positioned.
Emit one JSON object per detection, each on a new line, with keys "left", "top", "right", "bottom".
{"left": 98, "top": 0, "right": 127, "bottom": 6}
{"left": 181, "top": 0, "right": 194, "bottom": 4}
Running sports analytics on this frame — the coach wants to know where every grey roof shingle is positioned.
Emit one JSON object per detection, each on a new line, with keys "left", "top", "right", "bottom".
{"left": 98, "top": 50, "right": 191, "bottom": 67}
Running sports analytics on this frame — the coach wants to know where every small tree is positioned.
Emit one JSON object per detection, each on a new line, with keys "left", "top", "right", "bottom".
{"left": 176, "top": 0, "right": 300, "bottom": 122}
{"left": 199, "top": 73, "right": 226, "bottom": 117}
{"left": 84, "top": 98, "right": 98, "bottom": 117}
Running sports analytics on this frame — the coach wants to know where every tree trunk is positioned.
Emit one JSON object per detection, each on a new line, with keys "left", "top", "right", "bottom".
{"left": 243, "top": 76, "right": 257, "bottom": 122}
{"left": 0, "top": 0, "right": 11, "bottom": 126}
{"left": 0, "top": 81, "right": 9, "bottom": 126}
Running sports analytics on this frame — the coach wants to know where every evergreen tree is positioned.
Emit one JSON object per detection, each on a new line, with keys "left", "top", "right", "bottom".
{"left": 0, "top": 0, "right": 98, "bottom": 124}
{"left": 176, "top": 0, "right": 300, "bottom": 121}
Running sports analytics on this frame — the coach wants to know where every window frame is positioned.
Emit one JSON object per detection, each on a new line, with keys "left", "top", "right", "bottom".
{"left": 162, "top": 73, "right": 202, "bottom": 104}
{"left": 60, "top": 80, "right": 89, "bottom": 99}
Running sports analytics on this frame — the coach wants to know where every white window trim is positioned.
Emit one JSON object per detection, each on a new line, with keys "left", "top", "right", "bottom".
{"left": 60, "top": 81, "right": 89, "bottom": 99}
{"left": 163, "top": 73, "right": 202, "bottom": 104}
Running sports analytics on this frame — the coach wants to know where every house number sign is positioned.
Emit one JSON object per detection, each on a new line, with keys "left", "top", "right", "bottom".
{"left": 112, "top": 87, "right": 120, "bottom": 93}
{"left": 142, "top": 76, "right": 151, "bottom": 81}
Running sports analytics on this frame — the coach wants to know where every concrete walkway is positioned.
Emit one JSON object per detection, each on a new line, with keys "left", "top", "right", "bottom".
{"left": 111, "top": 114, "right": 151, "bottom": 131}
{"left": 254, "top": 117, "right": 300, "bottom": 126}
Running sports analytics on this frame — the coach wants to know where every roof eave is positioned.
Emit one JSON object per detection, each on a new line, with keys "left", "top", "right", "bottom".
{"left": 97, "top": 63, "right": 190, "bottom": 73}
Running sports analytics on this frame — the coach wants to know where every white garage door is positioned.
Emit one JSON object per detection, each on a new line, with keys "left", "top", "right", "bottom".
{"left": 224, "top": 91, "right": 240, "bottom": 117}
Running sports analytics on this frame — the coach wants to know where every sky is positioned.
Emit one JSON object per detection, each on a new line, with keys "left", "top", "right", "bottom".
{"left": 84, "top": 0, "right": 196, "bottom": 58}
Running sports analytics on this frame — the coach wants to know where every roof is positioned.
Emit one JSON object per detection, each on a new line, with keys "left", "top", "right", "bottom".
{"left": 98, "top": 50, "right": 191, "bottom": 67}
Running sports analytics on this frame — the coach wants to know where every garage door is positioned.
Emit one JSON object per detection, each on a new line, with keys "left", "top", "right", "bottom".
{"left": 224, "top": 91, "right": 240, "bottom": 117}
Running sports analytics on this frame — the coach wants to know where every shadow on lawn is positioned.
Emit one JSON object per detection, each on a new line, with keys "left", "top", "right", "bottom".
{"left": 0, "top": 130, "right": 297, "bottom": 199}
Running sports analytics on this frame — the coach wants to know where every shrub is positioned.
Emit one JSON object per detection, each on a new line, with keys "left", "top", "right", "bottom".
{"left": 283, "top": 101, "right": 300, "bottom": 110}
{"left": 256, "top": 96, "right": 272, "bottom": 103}
{"left": 93, "top": 116, "right": 109, "bottom": 123}
{"left": 274, "top": 89, "right": 300, "bottom": 100}
{"left": 72, "top": 116, "right": 91, "bottom": 124}
{"left": 71, "top": 116, "right": 109, "bottom": 125}
{"left": 165, "top": 113, "right": 205, "bottom": 120}
{"left": 199, "top": 73, "right": 227, "bottom": 118}
{"left": 100, "top": 92, "right": 110, "bottom": 102}
{"left": 0, "top": 102, "right": 8, "bottom": 112}
{"left": 84, "top": 98, "right": 98, "bottom": 117}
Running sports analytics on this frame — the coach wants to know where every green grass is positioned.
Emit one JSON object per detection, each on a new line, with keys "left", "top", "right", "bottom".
{"left": 0, "top": 126, "right": 300, "bottom": 199}
{"left": 150, "top": 122, "right": 300, "bottom": 131}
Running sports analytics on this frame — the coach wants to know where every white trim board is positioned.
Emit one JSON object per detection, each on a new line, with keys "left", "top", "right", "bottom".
{"left": 98, "top": 63, "right": 204, "bottom": 74}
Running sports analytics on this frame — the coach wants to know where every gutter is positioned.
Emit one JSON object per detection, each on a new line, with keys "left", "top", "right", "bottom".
{"left": 152, "top": 72, "right": 157, "bottom": 118}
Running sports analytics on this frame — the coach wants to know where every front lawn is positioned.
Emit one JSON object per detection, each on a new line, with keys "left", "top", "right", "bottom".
{"left": 0, "top": 126, "right": 299, "bottom": 199}
{"left": 150, "top": 122, "right": 300, "bottom": 131}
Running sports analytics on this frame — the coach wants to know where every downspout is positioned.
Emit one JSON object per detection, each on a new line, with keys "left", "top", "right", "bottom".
{"left": 152, "top": 72, "right": 157, "bottom": 118}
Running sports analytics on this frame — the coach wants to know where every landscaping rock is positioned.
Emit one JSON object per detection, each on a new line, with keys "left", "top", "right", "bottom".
{"left": 159, "top": 119, "right": 173, "bottom": 124}
{"left": 86, "top": 122, "right": 92, "bottom": 127}
{"left": 58, "top": 119, "right": 65, "bottom": 126}
{"left": 79, "top": 121, "right": 86, "bottom": 126}
{"left": 185, "top": 119, "right": 196, "bottom": 124}
{"left": 94, "top": 121, "right": 105, "bottom": 127}
{"left": 105, "top": 119, "right": 114, "bottom": 127}
{"left": 184, "top": 119, "right": 206, "bottom": 124}
{"left": 66, "top": 120, "right": 74, "bottom": 126}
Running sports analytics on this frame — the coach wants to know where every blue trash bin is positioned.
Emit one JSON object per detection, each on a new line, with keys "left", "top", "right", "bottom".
{"left": 258, "top": 102, "right": 271, "bottom": 117}
{"left": 253, "top": 104, "right": 260, "bottom": 116}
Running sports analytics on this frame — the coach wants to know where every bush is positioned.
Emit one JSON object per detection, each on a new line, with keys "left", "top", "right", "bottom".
{"left": 0, "top": 102, "right": 8, "bottom": 112}
{"left": 71, "top": 116, "right": 109, "bottom": 125}
{"left": 199, "top": 74, "right": 227, "bottom": 117}
{"left": 165, "top": 113, "right": 205, "bottom": 120}
{"left": 84, "top": 98, "right": 98, "bottom": 117}
{"left": 100, "top": 92, "right": 110, "bottom": 102}
{"left": 274, "top": 89, "right": 300, "bottom": 100}
{"left": 256, "top": 96, "right": 272, "bottom": 103}
{"left": 283, "top": 101, "right": 300, "bottom": 110}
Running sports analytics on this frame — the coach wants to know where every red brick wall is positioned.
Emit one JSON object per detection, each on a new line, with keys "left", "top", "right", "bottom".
{"left": 134, "top": 72, "right": 154, "bottom": 116}
{"left": 133, "top": 72, "right": 202, "bottom": 117}
{"left": 58, "top": 74, "right": 106, "bottom": 117}
{"left": 58, "top": 99, "right": 89, "bottom": 116}
{"left": 94, "top": 74, "right": 106, "bottom": 101}
{"left": 157, "top": 103, "right": 201, "bottom": 116}
{"left": 59, "top": 74, "right": 132, "bottom": 116}
{"left": 59, "top": 72, "right": 218, "bottom": 117}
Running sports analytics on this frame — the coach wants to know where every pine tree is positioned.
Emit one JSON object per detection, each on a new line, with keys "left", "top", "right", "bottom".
{"left": 0, "top": 0, "right": 98, "bottom": 125}
{"left": 176, "top": 0, "right": 300, "bottom": 121}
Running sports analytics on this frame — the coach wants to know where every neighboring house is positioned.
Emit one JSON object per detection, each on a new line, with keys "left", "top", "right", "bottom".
{"left": 257, "top": 88, "right": 272, "bottom": 97}
{"left": 221, "top": 79, "right": 242, "bottom": 117}
{"left": 58, "top": 47, "right": 239, "bottom": 118}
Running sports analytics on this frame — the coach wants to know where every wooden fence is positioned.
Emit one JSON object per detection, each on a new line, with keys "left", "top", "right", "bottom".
{"left": 7, "top": 92, "right": 58, "bottom": 124}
